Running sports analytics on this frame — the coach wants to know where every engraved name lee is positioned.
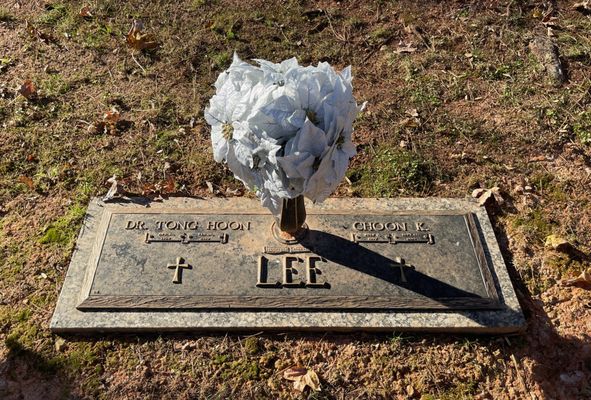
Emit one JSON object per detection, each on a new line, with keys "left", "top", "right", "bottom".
{"left": 125, "top": 218, "right": 431, "bottom": 287}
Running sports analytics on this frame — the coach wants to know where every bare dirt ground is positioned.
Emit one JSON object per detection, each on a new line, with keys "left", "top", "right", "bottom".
{"left": 1, "top": 0, "right": 590, "bottom": 399}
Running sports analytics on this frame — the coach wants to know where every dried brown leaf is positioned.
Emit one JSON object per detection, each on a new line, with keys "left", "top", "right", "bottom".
{"left": 302, "top": 369, "right": 320, "bottom": 391}
{"left": 162, "top": 176, "right": 176, "bottom": 193}
{"left": 26, "top": 21, "right": 57, "bottom": 44}
{"left": 141, "top": 183, "right": 157, "bottom": 195}
{"left": 573, "top": 1, "right": 591, "bottom": 14}
{"left": 19, "top": 80, "right": 37, "bottom": 99}
{"left": 283, "top": 367, "right": 321, "bottom": 392}
{"left": 18, "top": 176, "right": 34, "bottom": 190}
{"left": 561, "top": 268, "right": 591, "bottom": 288}
{"left": 283, "top": 367, "right": 307, "bottom": 381}
{"left": 471, "top": 186, "right": 504, "bottom": 206}
{"left": 79, "top": 6, "right": 93, "bottom": 18}
{"left": 126, "top": 20, "right": 159, "bottom": 50}
{"left": 88, "top": 121, "right": 107, "bottom": 135}
{"left": 103, "top": 109, "right": 120, "bottom": 124}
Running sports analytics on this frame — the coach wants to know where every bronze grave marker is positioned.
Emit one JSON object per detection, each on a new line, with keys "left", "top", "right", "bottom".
{"left": 51, "top": 197, "right": 525, "bottom": 333}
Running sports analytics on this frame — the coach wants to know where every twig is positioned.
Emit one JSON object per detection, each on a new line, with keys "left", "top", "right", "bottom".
{"left": 510, "top": 354, "right": 529, "bottom": 393}
{"left": 131, "top": 52, "right": 147, "bottom": 74}
{"left": 324, "top": 9, "right": 348, "bottom": 42}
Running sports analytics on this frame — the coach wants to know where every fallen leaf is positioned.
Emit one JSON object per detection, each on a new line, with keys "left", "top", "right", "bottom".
{"left": 26, "top": 21, "right": 57, "bottom": 44}
{"left": 88, "top": 121, "right": 107, "bottom": 135}
{"left": 102, "top": 175, "right": 121, "bottom": 202}
{"left": 18, "top": 176, "right": 34, "bottom": 189}
{"left": 561, "top": 268, "right": 591, "bottom": 288}
{"left": 55, "top": 337, "right": 66, "bottom": 352}
{"left": 79, "top": 6, "right": 93, "bottom": 18}
{"left": 471, "top": 187, "right": 504, "bottom": 206}
{"left": 103, "top": 108, "right": 120, "bottom": 124}
{"left": 542, "top": 16, "right": 559, "bottom": 28}
{"left": 162, "top": 176, "right": 176, "bottom": 193}
{"left": 394, "top": 46, "right": 417, "bottom": 54}
{"left": 206, "top": 181, "right": 214, "bottom": 193}
{"left": 399, "top": 117, "right": 419, "bottom": 128}
{"left": 126, "top": 20, "right": 159, "bottom": 50}
{"left": 283, "top": 367, "right": 307, "bottom": 380}
{"left": 18, "top": 80, "right": 37, "bottom": 99}
{"left": 573, "top": 1, "right": 591, "bottom": 14}
{"left": 90, "top": 108, "right": 121, "bottom": 135}
{"left": 283, "top": 367, "right": 321, "bottom": 392}
{"left": 225, "top": 187, "right": 241, "bottom": 195}
{"left": 26, "top": 154, "right": 37, "bottom": 162}
{"left": 513, "top": 185, "right": 525, "bottom": 194}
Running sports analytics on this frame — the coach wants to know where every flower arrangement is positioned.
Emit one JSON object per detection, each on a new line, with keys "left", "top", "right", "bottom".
{"left": 205, "top": 54, "right": 363, "bottom": 216}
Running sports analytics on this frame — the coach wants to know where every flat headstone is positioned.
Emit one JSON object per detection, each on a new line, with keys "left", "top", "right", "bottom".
{"left": 51, "top": 197, "right": 525, "bottom": 333}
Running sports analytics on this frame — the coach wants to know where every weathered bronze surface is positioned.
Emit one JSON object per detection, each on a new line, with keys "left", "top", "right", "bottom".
{"left": 77, "top": 207, "right": 500, "bottom": 311}
{"left": 279, "top": 195, "right": 307, "bottom": 234}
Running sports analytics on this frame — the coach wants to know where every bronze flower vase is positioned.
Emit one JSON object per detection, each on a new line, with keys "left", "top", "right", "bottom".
{"left": 272, "top": 195, "right": 308, "bottom": 243}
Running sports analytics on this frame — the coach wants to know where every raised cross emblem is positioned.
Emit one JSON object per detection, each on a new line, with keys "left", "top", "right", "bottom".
{"left": 166, "top": 257, "right": 191, "bottom": 284}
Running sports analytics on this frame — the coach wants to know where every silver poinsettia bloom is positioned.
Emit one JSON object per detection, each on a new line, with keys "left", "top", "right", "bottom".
{"left": 205, "top": 53, "right": 364, "bottom": 215}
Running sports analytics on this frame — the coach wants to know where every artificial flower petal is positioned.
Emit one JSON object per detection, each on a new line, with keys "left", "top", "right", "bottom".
{"left": 205, "top": 54, "right": 363, "bottom": 215}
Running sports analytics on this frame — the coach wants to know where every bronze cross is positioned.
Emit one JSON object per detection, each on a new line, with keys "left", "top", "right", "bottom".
{"left": 392, "top": 257, "right": 409, "bottom": 283}
{"left": 167, "top": 257, "right": 191, "bottom": 284}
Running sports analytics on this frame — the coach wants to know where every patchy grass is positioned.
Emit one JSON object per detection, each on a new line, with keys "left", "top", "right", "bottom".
{"left": 0, "top": 6, "right": 14, "bottom": 22}
{"left": 39, "top": 203, "right": 86, "bottom": 246}
{"left": 348, "top": 146, "right": 436, "bottom": 196}
{"left": 573, "top": 110, "right": 591, "bottom": 144}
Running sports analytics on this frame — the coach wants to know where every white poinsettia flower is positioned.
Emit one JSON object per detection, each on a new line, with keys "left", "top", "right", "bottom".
{"left": 205, "top": 53, "right": 364, "bottom": 215}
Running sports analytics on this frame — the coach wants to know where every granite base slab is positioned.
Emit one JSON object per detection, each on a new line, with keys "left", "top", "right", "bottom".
{"left": 50, "top": 197, "right": 525, "bottom": 333}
